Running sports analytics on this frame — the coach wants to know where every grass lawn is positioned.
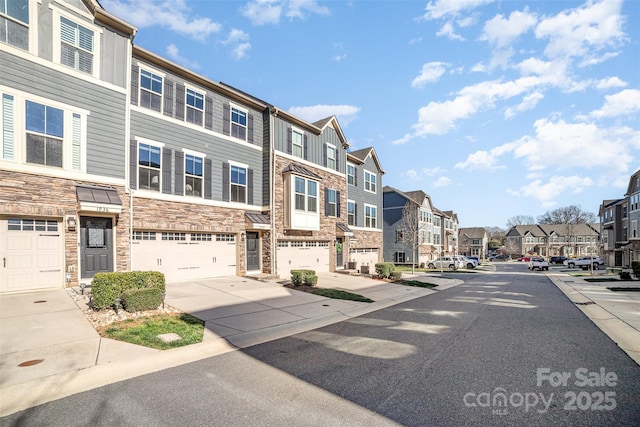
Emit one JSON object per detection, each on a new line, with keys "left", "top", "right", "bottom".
{"left": 398, "top": 280, "right": 438, "bottom": 288}
{"left": 311, "top": 288, "right": 374, "bottom": 302}
{"left": 607, "top": 287, "right": 640, "bottom": 292}
{"left": 101, "top": 313, "right": 204, "bottom": 350}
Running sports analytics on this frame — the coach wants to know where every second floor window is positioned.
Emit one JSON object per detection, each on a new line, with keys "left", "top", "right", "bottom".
{"left": 365, "top": 170, "right": 376, "bottom": 193}
{"left": 185, "top": 154, "right": 203, "bottom": 197}
{"left": 365, "top": 205, "right": 377, "bottom": 228}
{"left": 326, "top": 144, "right": 336, "bottom": 170}
{"left": 60, "top": 17, "right": 93, "bottom": 74}
{"left": 294, "top": 177, "right": 317, "bottom": 212}
{"left": 292, "top": 129, "right": 303, "bottom": 158}
{"left": 140, "top": 70, "right": 163, "bottom": 112}
{"left": 347, "top": 164, "right": 356, "bottom": 186}
{"left": 186, "top": 89, "right": 204, "bottom": 126}
{"left": 1, "top": 0, "right": 29, "bottom": 50}
{"left": 347, "top": 200, "right": 355, "bottom": 226}
{"left": 231, "top": 107, "right": 247, "bottom": 140}
{"left": 326, "top": 189, "right": 337, "bottom": 217}
{"left": 138, "top": 143, "right": 161, "bottom": 191}
{"left": 230, "top": 165, "right": 247, "bottom": 203}
{"left": 26, "top": 101, "right": 63, "bottom": 168}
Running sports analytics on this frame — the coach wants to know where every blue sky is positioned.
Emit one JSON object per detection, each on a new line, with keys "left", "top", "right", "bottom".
{"left": 101, "top": 0, "right": 640, "bottom": 229}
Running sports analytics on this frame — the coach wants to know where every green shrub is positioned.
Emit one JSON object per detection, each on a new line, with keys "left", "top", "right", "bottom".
{"left": 122, "top": 287, "right": 164, "bottom": 312}
{"left": 290, "top": 269, "right": 316, "bottom": 286}
{"left": 304, "top": 275, "right": 318, "bottom": 286}
{"left": 390, "top": 271, "right": 402, "bottom": 280}
{"left": 91, "top": 271, "right": 166, "bottom": 310}
{"left": 375, "top": 262, "right": 395, "bottom": 279}
{"left": 632, "top": 261, "right": 640, "bottom": 279}
{"left": 620, "top": 271, "right": 632, "bottom": 280}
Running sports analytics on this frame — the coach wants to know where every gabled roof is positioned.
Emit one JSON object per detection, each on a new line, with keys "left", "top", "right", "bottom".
{"left": 85, "top": 0, "right": 137, "bottom": 36}
{"left": 459, "top": 227, "right": 486, "bottom": 239}
{"left": 625, "top": 169, "right": 640, "bottom": 196}
{"left": 507, "top": 225, "right": 546, "bottom": 237}
{"left": 383, "top": 186, "right": 433, "bottom": 209}
{"left": 347, "top": 147, "right": 386, "bottom": 174}
{"left": 312, "top": 116, "right": 349, "bottom": 149}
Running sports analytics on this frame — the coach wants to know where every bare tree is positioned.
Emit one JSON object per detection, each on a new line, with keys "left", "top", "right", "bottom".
{"left": 485, "top": 226, "right": 506, "bottom": 247}
{"left": 506, "top": 215, "right": 535, "bottom": 228}
{"left": 400, "top": 201, "right": 423, "bottom": 274}
{"left": 537, "top": 205, "right": 596, "bottom": 224}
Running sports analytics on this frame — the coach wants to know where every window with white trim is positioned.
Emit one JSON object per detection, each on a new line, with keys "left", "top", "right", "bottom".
{"left": 0, "top": 0, "right": 29, "bottom": 50}
{"left": 231, "top": 106, "right": 247, "bottom": 140}
{"left": 140, "top": 69, "right": 163, "bottom": 112}
{"left": 364, "top": 170, "right": 376, "bottom": 193}
{"left": 347, "top": 163, "right": 356, "bottom": 186}
{"left": 294, "top": 176, "right": 318, "bottom": 212}
{"left": 396, "top": 252, "right": 406, "bottom": 263}
{"left": 326, "top": 144, "right": 336, "bottom": 170}
{"left": 185, "top": 154, "right": 203, "bottom": 197}
{"left": 347, "top": 200, "right": 355, "bottom": 226}
{"left": 138, "top": 142, "right": 161, "bottom": 191}
{"left": 186, "top": 88, "right": 204, "bottom": 126}
{"left": 365, "top": 204, "right": 377, "bottom": 228}
{"left": 230, "top": 164, "right": 247, "bottom": 203}
{"left": 292, "top": 128, "right": 303, "bottom": 158}
{"left": 60, "top": 16, "right": 93, "bottom": 74}
{"left": 326, "top": 188, "right": 337, "bottom": 217}
{"left": 25, "top": 101, "right": 64, "bottom": 167}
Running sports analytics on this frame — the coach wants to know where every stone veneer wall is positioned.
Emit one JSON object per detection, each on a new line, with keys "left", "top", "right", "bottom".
{"left": 132, "top": 196, "right": 250, "bottom": 274}
{"left": 0, "top": 170, "right": 130, "bottom": 286}
{"left": 350, "top": 230, "right": 383, "bottom": 261}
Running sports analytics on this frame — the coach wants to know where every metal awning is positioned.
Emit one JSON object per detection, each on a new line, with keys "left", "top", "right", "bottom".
{"left": 76, "top": 186, "right": 122, "bottom": 213}
{"left": 282, "top": 163, "right": 322, "bottom": 180}
{"left": 245, "top": 212, "right": 270, "bottom": 230}
{"left": 336, "top": 222, "right": 354, "bottom": 237}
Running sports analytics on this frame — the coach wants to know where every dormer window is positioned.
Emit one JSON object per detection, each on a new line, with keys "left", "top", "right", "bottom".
{"left": 60, "top": 16, "right": 94, "bottom": 74}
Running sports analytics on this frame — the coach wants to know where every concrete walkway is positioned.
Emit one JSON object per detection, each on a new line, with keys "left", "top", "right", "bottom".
{"left": 1, "top": 270, "right": 638, "bottom": 417}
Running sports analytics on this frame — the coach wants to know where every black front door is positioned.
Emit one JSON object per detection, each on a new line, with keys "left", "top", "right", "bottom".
{"left": 80, "top": 217, "right": 113, "bottom": 278}
{"left": 246, "top": 232, "right": 260, "bottom": 271}
{"left": 336, "top": 237, "right": 343, "bottom": 268}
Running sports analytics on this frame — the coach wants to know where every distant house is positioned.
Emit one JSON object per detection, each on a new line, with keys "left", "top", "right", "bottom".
{"left": 505, "top": 224, "right": 599, "bottom": 258}
{"left": 458, "top": 228, "right": 488, "bottom": 259}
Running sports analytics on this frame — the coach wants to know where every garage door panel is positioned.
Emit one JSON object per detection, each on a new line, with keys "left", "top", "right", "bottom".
{"left": 349, "top": 249, "right": 379, "bottom": 270}
{"left": 277, "top": 242, "right": 330, "bottom": 275}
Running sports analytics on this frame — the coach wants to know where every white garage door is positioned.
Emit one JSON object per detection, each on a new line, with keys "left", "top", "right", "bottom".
{"left": 0, "top": 218, "right": 64, "bottom": 293}
{"left": 349, "top": 248, "right": 379, "bottom": 270}
{"left": 276, "top": 241, "right": 330, "bottom": 275}
{"left": 132, "top": 232, "right": 237, "bottom": 283}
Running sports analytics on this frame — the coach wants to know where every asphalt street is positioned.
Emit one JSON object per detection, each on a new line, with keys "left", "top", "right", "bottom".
{"left": 2, "top": 265, "right": 639, "bottom": 426}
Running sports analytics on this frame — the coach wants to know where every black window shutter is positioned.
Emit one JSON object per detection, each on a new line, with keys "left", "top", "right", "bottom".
{"left": 354, "top": 203, "right": 358, "bottom": 226}
{"left": 223, "top": 103, "right": 230, "bottom": 135}
{"left": 335, "top": 150, "right": 339, "bottom": 171}
{"left": 175, "top": 83, "right": 185, "bottom": 121}
{"left": 130, "top": 65, "right": 138, "bottom": 105}
{"left": 175, "top": 151, "right": 184, "bottom": 195}
{"left": 204, "top": 158, "right": 212, "bottom": 199}
{"left": 163, "top": 79, "right": 174, "bottom": 117}
{"left": 248, "top": 114, "right": 254, "bottom": 144}
{"left": 222, "top": 162, "right": 230, "bottom": 201}
{"left": 247, "top": 168, "right": 254, "bottom": 205}
{"left": 336, "top": 191, "right": 341, "bottom": 217}
{"left": 162, "top": 148, "right": 172, "bottom": 194}
{"left": 322, "top": 144, "right": 327, "bottom": 167}
{"left": 287, "top": 128, "right": 292, "bottom": 154}
{"left": 303, "top": 134, "right": 308, "bottom": 160}
{"left": 355, "top": 168, "right": 358, "bottom": 186}
{"left": 205, "top": 96, "right": 213, "bottom": 130}
{"left": 324, "top": 188, "right": 329, "bottom": 216}
{"left": 129, "top": 139, "right": 137, "bottom": 189}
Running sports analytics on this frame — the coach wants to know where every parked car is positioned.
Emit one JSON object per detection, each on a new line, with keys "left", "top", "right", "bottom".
{"left": 549, "top": 256, "right": 567, "bottom": 265}
{"left": 467, "top": 256, "right": 480, "bottom": 264}
{"left": 518, "top": 256, "right": 531, "bottom": 262}
{"left": 427, "top": 256, "right": 465, "bottom": 270}
{"left": 489, "top": 254, "right": 509, "bottom": 261}
{"left": 528, "top": 257, "right": 549, "bottom": 271}
{"left": 563, "top": 257, "right": 603, "bottom": 269}
{"left": 461, "top": 256, "right": 478, "bottom": 269}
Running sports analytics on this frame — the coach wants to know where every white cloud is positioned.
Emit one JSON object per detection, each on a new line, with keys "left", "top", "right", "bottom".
{"left": 332, "top": 54, "right": 347, "bottom": 62}
{"left": 436, "top": 21, "right": 465, "bottom": 41}
{"left": 411, "top": 62, "right": 449, "bottom": 88}
{"left": 403, "top": 170, "right": 422, "bottom": 181}
{"left": 595, "top": 76, "right": 627, "bottom": 90}
{"left": 422, "top": 0, "right": 494, "bottom": 20}
{"left": 454, "top": 143, "right": 517, "bottom": 171}
{"left": 242, "top": 0, "right": 329, "bottom": 26}
{"left": 433, "top": 176, "right": 452, "bottom": 187}
{"left": 422, "top": 166, "right": 445, "bottom": 176}
{"left": 480, "top": 9, "right": 537, "bottom": 48}
{"left": 165, "top": 44, "right": 200, "bottom": 69}
{"left": 504, "top": 91, "right": 544, "bottom": 119}
{"left": 588, "top": 89, "right": 640, "bottom": 119}
{"left": 288, "top": 104, "right": 360, "bottom": 127}
{"left": 223, "top": 29, "right": 251, "bottom": 59}
{"left": 535, "top": 0, "right": 625, "bottom": 62}
{"left": 102, "top": 0, "right": 221, "bottom": 41}
{"left": 507, "top": 175, "right": 594, "bottom": 207}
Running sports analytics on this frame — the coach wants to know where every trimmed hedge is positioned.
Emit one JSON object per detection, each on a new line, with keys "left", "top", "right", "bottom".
{"left": 632, "top": 261, "right": 640, "bottom": 279}
{"left": 304, "top": 275, "right": 318, "bottom": 286}
{"left": 390, "top": 271, "right": 402, "bottom": 280}
{"left": 375, "top": 262, "right": 396, "bottom": 279}
{"left": 91, "top": 271, "right": 166, "bottom": 310}
{"left": 291, "top": 269, "right": 316, "bottom": 286}
{"left": 121, "top": 287, "right": 164, "bottom": 312}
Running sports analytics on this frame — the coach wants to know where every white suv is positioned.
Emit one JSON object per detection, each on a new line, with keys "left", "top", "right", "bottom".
{"left": 428, "top": 256, "right": 465, "bottom": 270}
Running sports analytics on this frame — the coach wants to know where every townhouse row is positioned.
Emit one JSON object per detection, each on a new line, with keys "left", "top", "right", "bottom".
{"left": 0, "top": 0, "right": 384, "bottom": 293}
{"left": 599, "top": 170, "right": 640, "bottom": 268}
{"left": 505, "top": 224, "right": 600, "bottom": 258}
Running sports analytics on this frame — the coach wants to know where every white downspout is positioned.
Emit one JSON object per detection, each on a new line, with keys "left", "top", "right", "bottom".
{"left": 270, "top": 110, "right": 277, "bottom": 276}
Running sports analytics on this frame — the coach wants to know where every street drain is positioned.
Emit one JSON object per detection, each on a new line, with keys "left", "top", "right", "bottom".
{"left": 322, "top": 304, "right": 330, "bottom": 307}
{"left": 19, "top": 359, "right": 44, "bottom": 367}
{"left": 575, "top": 301, "right": 596, "bottom": 306}
{"left": 33, "top": 300, "right": 47, "bottom": 303}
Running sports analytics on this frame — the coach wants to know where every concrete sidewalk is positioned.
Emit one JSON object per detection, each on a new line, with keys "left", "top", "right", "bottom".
{"left": 0, "top": 271, "right": 458, "bottom": 416}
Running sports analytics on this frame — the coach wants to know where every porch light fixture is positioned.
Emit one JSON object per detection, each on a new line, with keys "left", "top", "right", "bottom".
{"left": 240, "top": 232, "right": 246, "bottom": 242}
{"left": 66, "top": 216, "right": 77, "bottom": 231}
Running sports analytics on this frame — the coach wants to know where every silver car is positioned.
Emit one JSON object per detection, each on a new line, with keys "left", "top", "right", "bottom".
{"left": 428, "top": 256, "right": 465, "bottom": 270}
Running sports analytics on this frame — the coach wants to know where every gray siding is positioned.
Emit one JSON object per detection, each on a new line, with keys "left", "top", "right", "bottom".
{"left": 348, "top": 155, "right": 383, "bottom": 229}
{"left": 382, "top": 191, "right": 410, "bottom": 262}
{"left": 1, "top": 51, "right": 128, "bottom": 179}
{"left": 131, "top": 111, "right": 264, "bottom": 206}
